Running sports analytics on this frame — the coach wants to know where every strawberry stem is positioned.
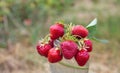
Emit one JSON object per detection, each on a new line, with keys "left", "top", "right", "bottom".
{"left": 58, "top": 62, "right": 88, "bottom": 69}
{"left": 42, "top": 34, "right": 50, "bottom": 43}
{"left": 78, "top": 41, "right": 82, "bottom": 50}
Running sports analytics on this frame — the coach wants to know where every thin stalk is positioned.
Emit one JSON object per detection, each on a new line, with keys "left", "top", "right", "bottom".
{"left": 58, "top": 62, "right": 88, "bottom": 70}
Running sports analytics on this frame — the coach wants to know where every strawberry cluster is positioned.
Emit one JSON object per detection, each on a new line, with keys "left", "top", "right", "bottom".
{"left": 36, "top": 22, "right": 93, "bottom": 66}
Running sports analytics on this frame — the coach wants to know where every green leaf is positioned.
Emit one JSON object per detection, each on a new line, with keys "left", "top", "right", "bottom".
{"left": 90, "top": 37, "right": 109, "bottom": 43}
{"left": 87, "top": 25, "right": 96, "bottom": 38}
{"left": 86, "top": 18, "right": 97, "bottom": 28}
{"left": 86, "top": 18, "right": 108, "bottom": 44}
{"left": 87, "top": 18, "right": 97, "bottom": 38}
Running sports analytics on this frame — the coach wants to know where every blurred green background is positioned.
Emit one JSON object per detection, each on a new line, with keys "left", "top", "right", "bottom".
{"left": 0, "top": 0, "right": 120, "bottom": 73}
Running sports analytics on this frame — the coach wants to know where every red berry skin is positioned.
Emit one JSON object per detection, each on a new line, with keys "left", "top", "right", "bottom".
{"left": 50, "top": 23, "right": 64, "bottom": 40}
{"left": 75, "top": 49, "right": 89, "bottom": 66}
{"left": 48, "top": 48, "right": 63, "bottom": 63}
{"left": 36, "top": 44, "right": 52, "bottom": 57}
{"left": 49, "top": 39, "right": 54, "bottom": 47}
{"left": 60, "top": 41, "right": 78, "bottom": 59}
{"left": 72, "top": 25, "right": 88, "bottom": 38}
{"left": 84, "top": 39, "right": 92, "bottom": 52}
{"left": 56, "top": 23, "right": 64, "bottom": 28}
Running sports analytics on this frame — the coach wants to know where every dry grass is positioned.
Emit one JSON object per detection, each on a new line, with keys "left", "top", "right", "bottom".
{"left": 0, "top": 41, "right": 120, "bottom": 73}
{"left": 0, "top": 43, "right": 50, "bottom": 73}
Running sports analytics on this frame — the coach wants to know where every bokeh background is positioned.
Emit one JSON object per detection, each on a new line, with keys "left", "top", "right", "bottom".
{"left": 0, "top": 0, "right": 120, "bottom": 73}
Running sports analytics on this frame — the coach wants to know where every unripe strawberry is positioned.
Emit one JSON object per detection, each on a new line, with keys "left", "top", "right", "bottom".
{"left": 60, "top": 40, "right": 78, "bottom": 59}
{"left": 72, "top": 25, "right": 88, "bottom": 38}
{"left": 75, "top": 49, "right": 89, "bottom": 66}
{"left": 36, "top": 43, "right": 52, "bottom": 57}
{"left": 84, "top": 39, "right": 92, "bottom": 52}
{"left": 50, "top": 23, "right": 64, "bottom": 40}
{"left": 48, "top": 48, "right": 63, "bottom": 63}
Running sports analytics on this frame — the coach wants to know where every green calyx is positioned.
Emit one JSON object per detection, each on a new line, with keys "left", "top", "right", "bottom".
{"left": 60, "top": 23, "right": 78, "bottom": 42}
{"left": 41, "top": 34, "right": 50, "bottom": 44}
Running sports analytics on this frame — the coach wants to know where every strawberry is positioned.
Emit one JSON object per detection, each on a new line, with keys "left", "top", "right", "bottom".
{"left": 36, "top": 43, "right": 52, "bottom": 57}
{"left": 60, "top": 41, "right": 78, "bottom": 59}
{"left": 75, "top": 49, "right": 89, "bottom": 66}
{"left": 84, "top": 39, "right": 93, "bottom": 52}
{"left": 50, "top": 23, "right": 64, "bottom": 40}
{"left": 71, "top": 25, "right": 88, "bottom": 38}
{"left": 48, "top": 39, "right": 54, "bottom": 47}
{"left": 48, "top": 48, "right": 63, "bottom": 63}
{"left": 56, "top": 23, "right": 64, "bottom": 28}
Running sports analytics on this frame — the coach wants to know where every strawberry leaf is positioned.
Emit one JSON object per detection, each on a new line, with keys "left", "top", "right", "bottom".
{"left": 87, "top": 25, "right": 96, "bottom": 38}
{"left": 90, "top": 37, "right": 109, "bottom": 43}
{"left": 87, "top": 18, "right": 97, "bottom": 38}
{"left": 86, "top": 18, "right": 97, "bottom": 28}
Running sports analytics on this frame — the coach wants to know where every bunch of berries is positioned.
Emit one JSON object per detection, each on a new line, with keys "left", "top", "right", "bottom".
{"left": 36, "top": 22, "right": 93, "bottom": 66}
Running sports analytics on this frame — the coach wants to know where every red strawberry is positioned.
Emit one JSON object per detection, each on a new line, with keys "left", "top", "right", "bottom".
{"left": 56, "top": 23, "right": 64, "bottom": 28}
{"left": 49, "top": 39, "right": 54, "bottom": 47}
{"left": 48, "top": 48, "right": 63, "bottom": 63}
{"left": 50, "top": 23, "right": 64, "bottom": 40}
{"left": 60, "top": 41, "right": 78, "bottom": 59}
{"left": 72, "top": 25, "right": 88, "bottom": 38}
{"left": 84, "top": 39, "right": 92, "bottom": 52}
{"left": 36, "top": 43, "right": 52, "bottom": 57}
{"left": 75, "top": 49, "right": 89, "bottom": 66}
